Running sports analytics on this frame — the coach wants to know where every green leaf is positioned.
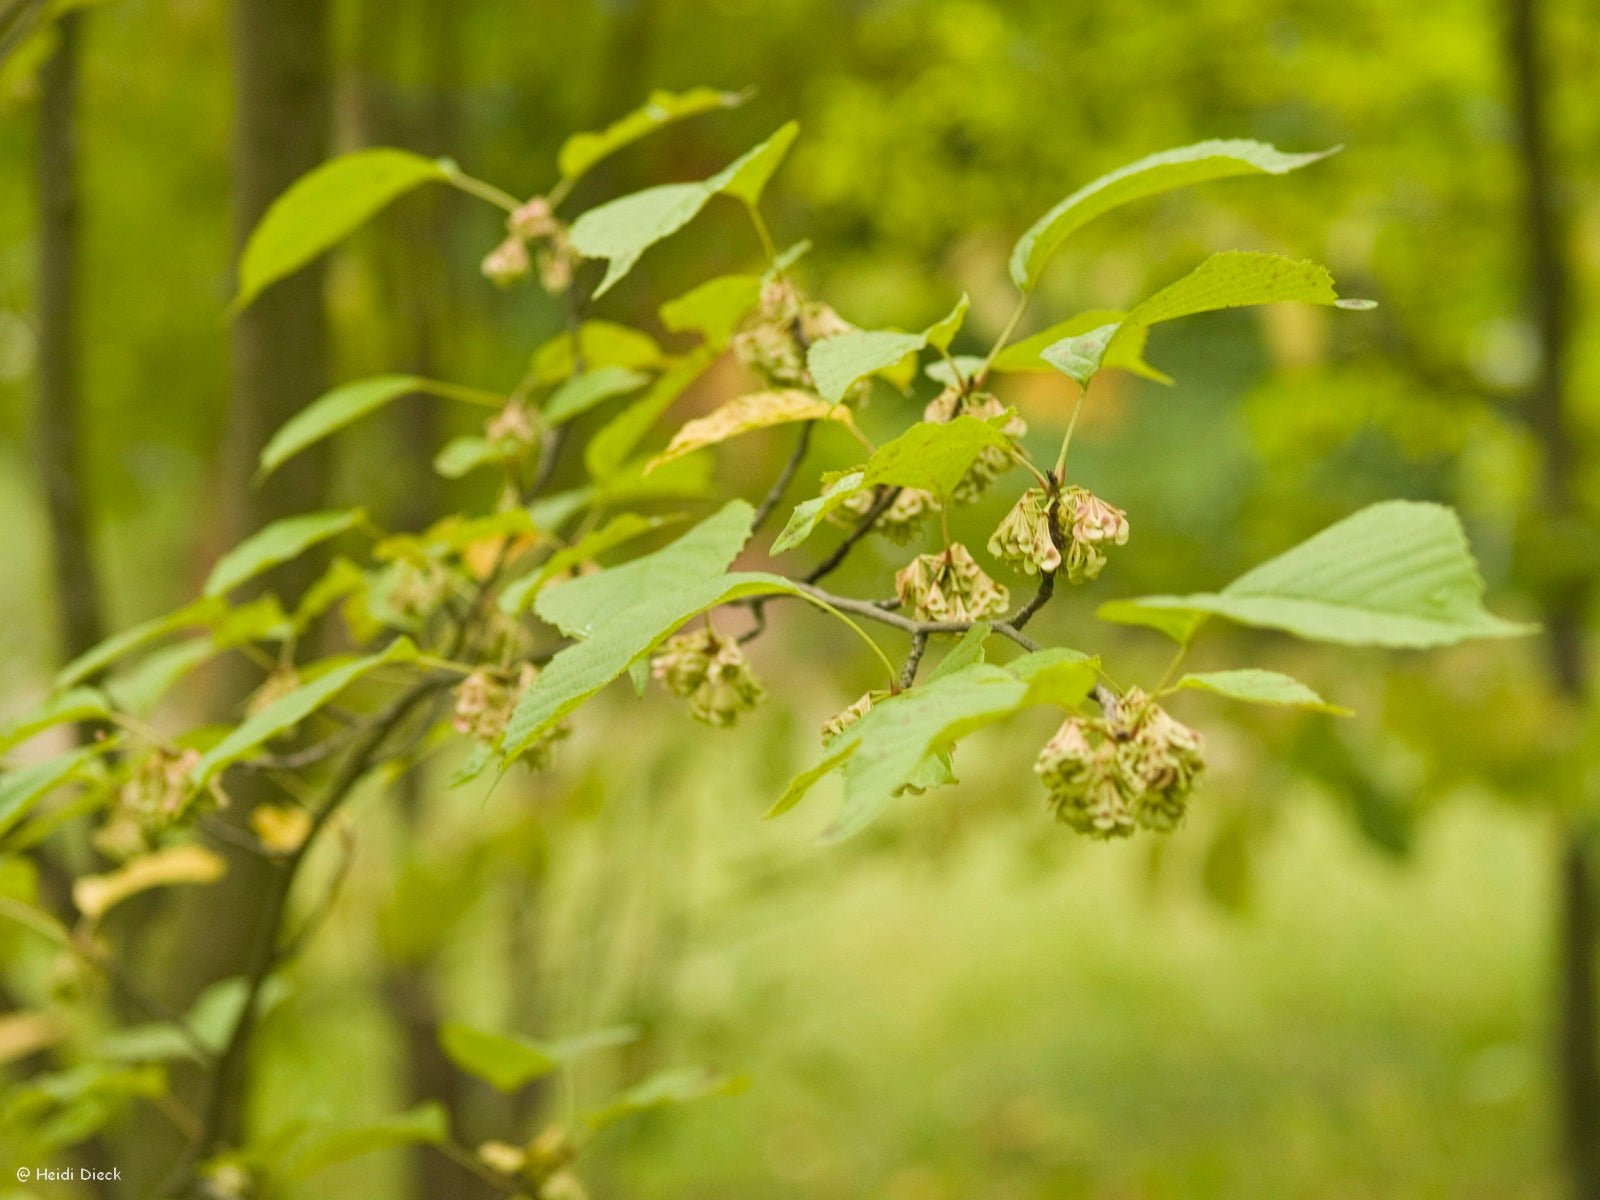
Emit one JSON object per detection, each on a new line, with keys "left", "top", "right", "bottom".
{"left": 499, "top": 514, "right": 678, "bottom": 616}
{"left": 1117, "top": 501, "right": 1535, "bottom": 648}
{"left": 1174, "top": 669, "right": 1351, "bottom": 714}
{"left": 806, "top": 294, "right": 969, "bottom": 403}
{"left": 659, "top": 274, "right": 761, "bottom": 347}
{"left": 190, "top": 640, "right": 417, "bottom": 784}
{"left": 205, "top": 510, "right": 365, "bottom": 598}
{"left": 1042, "top": 252, "right": 1362, "bottom": 387}
{"left": 235, "top": 149, "right": 449, "bottom": 311}
{"left": 558, "top": 87, "right": 746, "bottom": 182}
{"left": 0, "top": 746, "right": 106, "bottom": 840}
{"left": 581, "top": 1067, "right": 745, "bottom": 1133}
{"left": 925, "top": 623, "right": 991, "bottom": 681}
{"left": 1095, "top": 599, "right": 1209, "bottom": 646}
{"left": 771, "top": 414, "right": 1012, "bottom": 553}
{"left": 432, "top": 436, "right": 511, "bottom": 479}
{"left": 585, "top": 348, "right": 718, "bottom": 479}
{"left": 570, "top": 123, "right": 799, "bottom": 297}
{"left": 56, "top": 598, "right": 228, "bottom": 688}
{"left": 0, "top": 688, "right": 110, "bottom": 756}
{"left": 542, "top": 366, "right": 652, "bottom": 427}
{"left": 651, "top": 390, "right": 852, "bottom": 469}
{"left": 530, "top": 321, "right": 663, "bottom": 385}
{"left": 289, "top": 1103, "right": 448, "bottom": 1177}
{"left": 993, "top": 310, "right": 1169, "bottom": 384}
{"left": 257, "top": 375, "right": 423, "bottom": 481}
{"left": 439, "top": 1024, "right": 639, "bottom": 1092}
{"left": 1009, "top": 139, "right": 1334, "bottom": 291}
{"left": 535, "top": 501, "right": 754, "bottom": 638}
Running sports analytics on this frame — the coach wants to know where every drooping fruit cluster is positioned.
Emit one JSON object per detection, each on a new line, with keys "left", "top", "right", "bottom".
{"left": 988, "top": 485, "right": 1128, "bottom": 584}
{"left": 894, "top": 543, "right": 1010, "bottom": 623}
{"left": 454, "top": 663, "right": 566, "bottom": 769}
{"left": 1034, "top": 688, "right": 1205, "bottom": 839}
{"left": 834, "top": 485, "right": 939, "bottom": 545}
{"left": 732, "top": 278, "right": 870, "bottom": 404}
{"left": 95, "top": 746, "right": 219, "bottom": 857}
{"left": 481, "top": 196, "right": 578, "bottom": 292}
{"left": 651, "top": 627, "right": 765, "bottom": 727}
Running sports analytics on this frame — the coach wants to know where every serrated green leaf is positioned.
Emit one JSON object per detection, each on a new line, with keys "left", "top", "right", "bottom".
{"left": 235, "top": 149, "right": 449, "bottom": 311}
{"left": 806, "top": 293, "right": 969, "bottom": 403}
{"left": 257, "top": 375, "right": 423, "bottom": 481}
{"left": 1174, "top": 669, "right": 1351, "bottom": 714}
{"left": 1042, "top": 252, "right": 1361, "bottom": 387}
{"left": 439, "top": 1023, "right": 638, "bottom": 1092}
{"left": 542, "top": 366, "right": 652, "bottom": 427}
{"left": 190, "top": 640, "right": 417, "bottom": 784}
{"left": 571, "top": 123, "right": 799, "bottom": 297}
{"left": 586, "top": 348, "right": 717, "bottom": 480}
{"left": 772, "top": 414, "right": 1012, "bottom": 553}
{"left": 651, "top": 390, "right": 851, "bottom": 469}
{"left": 0, "top": 688, "right": 110, "bottom": 756}
{"left": 535, "top": 501, "right": 754, "bottom": 638}
{"left": 504, "top": 570, "right": 802, "bottom": 758}
{"left": 530, "top": 321, "right": 664, "bottom": 385}
{"left": 0, "top": 746, "right": 106, "bottom": 840}
{"left": 558, "top": 87, "right": 746, "bottom": 181}
{"left": 1118, "top": 502, "right": 1534, "bottom": 648}
{"left": 659, "top": 274, "right": 762, "bottom": 347}
{"left": 205, "top": 510, "right": 365, "bottom": 598}
{"left": 1010, "top": 139, "right": 1334, "bottom": 291}
{"left": 925, "top": 623, "right": 990, "bottom": 681}
{"left": 499, "top": 514, "right": 678, "bottom": 616}
{"left": 289, "top": 1103, "right": 448, "bottom": 1177}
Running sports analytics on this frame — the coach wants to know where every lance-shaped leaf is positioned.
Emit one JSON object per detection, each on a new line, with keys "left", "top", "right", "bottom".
{"left": 571, "top": 123, "right": 799, "bottom": 297}
{"left": 73, "top": 845, "right": 227, "bottom": 921}
{"left": 1010, "top": 139, "right": 1335, "bottom": 291}
{"left": 0, "top": 688, "right": 110, "bottom": 756}
{"left": 235, "top": 149, "right": 450, "bottom": 311}
{"left": 56, "top": 598, "right": 229, "bottom": 688}
{"left": 439, "top": 1024, "right": 638, "bottom": 1092}
{"left": 542, "top": 365, "right": 652, "bottom": 426}
{"left": 1096, "top": 599, "right": 1210, "bottom": 646}
{"left": 581, "top": 1068, "right": 745, "bottom": 1133}
{"left": 288, "top": 1104, "right": 448, "bottom": 1178}
{"left": 586, "top": 348, "right": 717, "bottom": 479}
{"left": 771, "top": 413, "right": 1012, "bottom": 554}
{"left": 258, "top": 375, "right": 423, "bottom": 481}
{"left": 650, "top": 390, "right": 853, "bottom": 470}
{"left": 806, "top": 294, "right": 970, "bottom": 404}
{"left": 1115, "top": 502, "right": 1534, "bottom": 648}
{"left": 558, "top": 87, "right": 746, "bottom": 181}
{"left": 205, "top": 509, "right": 366, "bottom": 598}
{"left": 1173, "top": 669, "right": 1351, "bottom": 714}
{"left": 0, "top": 745, "right": 107, "bottom": 840}
{"left": 190, "top": 639, "right": 417, "bottom": 784}
{"left": 1041, "top": 252, "right": 1365, "bottom": 386}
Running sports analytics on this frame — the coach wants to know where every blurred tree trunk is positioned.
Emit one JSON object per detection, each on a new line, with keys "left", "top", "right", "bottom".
{"left": 1505, "top": 1, "right": 1600, "bottom": 1196}
{"left": 35, "top": 9, "right": 105, "bottom": 675}
{"left": 151, "top": 0, "right": 334, "bottom": 1170}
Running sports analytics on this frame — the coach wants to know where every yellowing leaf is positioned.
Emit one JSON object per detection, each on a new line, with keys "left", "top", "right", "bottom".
{"left": 74, "top": 845, "right": 227, "bottom": 920}
{"left": 649, "top": 390, "right": 851, "bottom": 470}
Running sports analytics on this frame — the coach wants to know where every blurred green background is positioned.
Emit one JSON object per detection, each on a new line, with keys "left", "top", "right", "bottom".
{"left": 1, "top": 0, "right": 1596, "bottom": 1196}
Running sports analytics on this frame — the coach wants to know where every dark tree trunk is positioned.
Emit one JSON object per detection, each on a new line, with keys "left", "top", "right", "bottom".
{"left": 1505, "top": 1, "right": 1600, "bottom": 1195}
{"left": 35, "top": 10, "right": 105, "bottom": 672}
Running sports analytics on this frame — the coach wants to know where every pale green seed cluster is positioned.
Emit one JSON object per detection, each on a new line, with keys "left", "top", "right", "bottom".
{"left": 894, "top": 542, "right": 1010, "bottom": 623}
{"left": 1034, "top": 688, "right": 1205, "bottom": 839}
{"left": 988, "top": 487, "right": 1062, "bottom": 576}
{"left": 95, "top": 746, "right": 217, "bottom": 857}
{"left": 732, "top": 278, "right": 871, "bottom": 404}
{"left": 481, "top": 196, "right": 576, "bottom": 292}
{"left": 454, "top": 663, "right": 566, "bottom": 769}
{"left": 1058, "top": 485, "right": 1130, "bottom": 584}
{"left": 651, "top": 628, "right": 766, "bottom": 727}
{"left": 836, "top": 485, "right": 940, "bottom": 544}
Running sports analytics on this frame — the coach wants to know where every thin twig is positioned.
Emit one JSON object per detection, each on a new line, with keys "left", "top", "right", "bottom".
{"left": 752, "top": 421, "right": 814, "bottom": 531}
{"left": 899, "top": 633, "right": 927, "bottom": 689}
